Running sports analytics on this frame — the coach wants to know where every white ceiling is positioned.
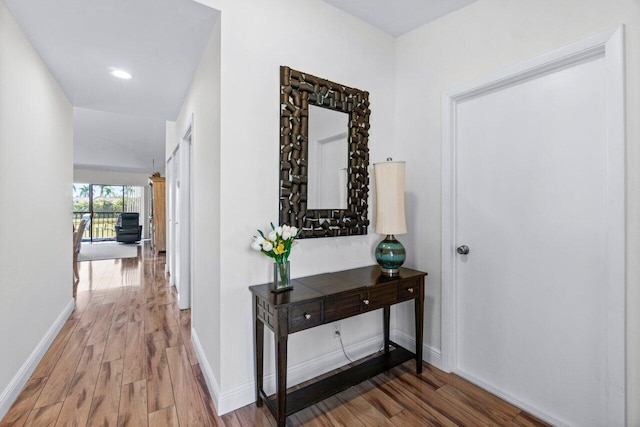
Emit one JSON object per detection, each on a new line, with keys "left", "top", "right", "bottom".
{"left": 73, "top": 107, "right": 167, "bottom": 173}
{"left": 3, "top": 0, "right": 219, "bottom": 174}
{"left": 322, "top": 0, "right": 478, "bottom": 37}
{"left": 4, "top": 0, "right": 474, "bottom": 175}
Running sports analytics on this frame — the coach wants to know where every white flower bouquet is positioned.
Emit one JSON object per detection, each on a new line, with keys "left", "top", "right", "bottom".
{"left": 251, "top": 223, "right": 300, "bottom": 264}
{"left": 251, "top": 223, "right": 301, "bottom": 291}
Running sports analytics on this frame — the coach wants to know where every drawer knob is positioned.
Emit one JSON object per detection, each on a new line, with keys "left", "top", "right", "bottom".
{"left": 363, "top": 299, "right": 370, "bottom": 305}
{"left": 304, "top": 313, "right": 311, "bottom": 320}
{"left": 407, "top": 287, "right": 414, "bottom": 293}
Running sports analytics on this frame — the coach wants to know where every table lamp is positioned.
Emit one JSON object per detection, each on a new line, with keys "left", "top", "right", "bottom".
{"left": 373, "top": 159, "right": 407, "bottom": 276}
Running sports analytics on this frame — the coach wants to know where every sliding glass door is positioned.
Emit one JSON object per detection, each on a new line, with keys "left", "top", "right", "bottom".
{"left": 73, "top": 183, "right": 144, "bottom": 242}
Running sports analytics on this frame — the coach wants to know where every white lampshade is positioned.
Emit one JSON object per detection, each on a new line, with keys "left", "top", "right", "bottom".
{"left": 374, "top": 160, "right": 407, "bottom": 235}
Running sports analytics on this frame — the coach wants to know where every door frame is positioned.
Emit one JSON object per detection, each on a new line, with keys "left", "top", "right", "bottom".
{"left": 167, "top": 148, "right": 178, "bottom": 286}
{"left": 441, "top": 26, "right": 625, "bottom": 424}
{"left": 177, "top": 114, "right": 194, "bottom": 310}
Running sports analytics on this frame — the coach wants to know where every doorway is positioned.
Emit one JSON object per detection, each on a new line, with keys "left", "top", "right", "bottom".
{"left": 168, "top": 116, "right": 193, "bottom": 310}
{"left": 441, "top": 27, "right": 625, "bottom": 425}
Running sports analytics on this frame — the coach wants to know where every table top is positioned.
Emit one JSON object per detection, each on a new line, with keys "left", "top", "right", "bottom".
{"left": 249, "top": 265, "right": 426, "bottom": 308}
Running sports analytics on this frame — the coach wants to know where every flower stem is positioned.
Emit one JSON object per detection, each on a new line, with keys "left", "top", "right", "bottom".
{"left": 278, "top": 262, "right": 288, "bottom": 284}
{"left": 276, "top": 261, "right": 289, "bottom": 286}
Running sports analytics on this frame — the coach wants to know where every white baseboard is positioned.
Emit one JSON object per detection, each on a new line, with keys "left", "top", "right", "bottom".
{"left": 190, "top": 326, "right": 443, "bottom": 416}
{"left": 0, "top": 298, "right": 75, "bottom": 419}
{"left": 221, "top": 334, "right": 384, "bottom": 414}
{"left": 392, "top": 329, "right": 443, "bottom": 369}
{"left": 190, "top": 328, "right": 222, "bottom": 410}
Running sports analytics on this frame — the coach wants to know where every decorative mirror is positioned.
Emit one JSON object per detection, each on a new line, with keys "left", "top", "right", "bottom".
{"left": 279, "top": 66, "right": 370, "bottom": 238}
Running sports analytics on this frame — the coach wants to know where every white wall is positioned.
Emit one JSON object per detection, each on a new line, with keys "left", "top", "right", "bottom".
{"left": 170, "top": 14, "right": 223, "bottom": 390}
{"left": 217, "top": 0, "right": 396, "bottom": 406}
{"left": 0, "top": 0, "right": 74, "bottom": 417}
{"left": 191, "top": 0, "right": 396, "bottom": 413}
{"left": 393, "top": 0, "right": 640, "bottom": 423}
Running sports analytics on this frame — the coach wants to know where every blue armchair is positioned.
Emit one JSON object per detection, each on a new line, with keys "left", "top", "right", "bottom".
{"left": 115, "top": 212, "right": 142, "bottom": 243}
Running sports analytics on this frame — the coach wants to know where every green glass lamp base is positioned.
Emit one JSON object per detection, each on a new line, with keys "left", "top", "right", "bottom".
{"left": 375, "top": 235, "right": 406, "bottom": 276}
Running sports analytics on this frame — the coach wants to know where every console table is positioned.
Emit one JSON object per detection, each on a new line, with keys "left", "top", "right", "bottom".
{"left": 249, "top": 265, "right": 426, "bottom": 426}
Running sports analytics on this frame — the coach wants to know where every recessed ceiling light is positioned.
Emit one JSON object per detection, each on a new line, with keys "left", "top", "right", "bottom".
{"left": 109, "top": 69, "right": 132, "bottom": 80}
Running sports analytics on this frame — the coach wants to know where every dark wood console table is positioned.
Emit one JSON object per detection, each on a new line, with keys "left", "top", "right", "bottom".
{"left": 249, "top": 265, "right": 426, "bottom": 426}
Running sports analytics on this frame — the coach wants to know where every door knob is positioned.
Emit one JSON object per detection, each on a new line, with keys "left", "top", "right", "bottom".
{"left": 457, "top": 245, "right": 470, "bottom": 255}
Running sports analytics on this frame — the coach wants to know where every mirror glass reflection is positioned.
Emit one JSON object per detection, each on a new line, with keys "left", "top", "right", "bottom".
{"left": 307, "top": 105, "right": 349, "bottom": 210}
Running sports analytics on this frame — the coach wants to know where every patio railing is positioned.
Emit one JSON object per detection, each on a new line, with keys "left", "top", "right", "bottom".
{"left": 73, "top": 212, "right": 121, "bottom": 241}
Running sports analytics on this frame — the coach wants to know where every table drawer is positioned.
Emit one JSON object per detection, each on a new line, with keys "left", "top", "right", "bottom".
{"left": 398, "top": 278, "right": 420, "bottom": 302}
{"left": 362, "top": 284, "right": 398, "bottom": 311}
{"left": 324, "top": 291, "right": 361, "bottom": 322}
{"left": 289, "top": 301, "right": 324, "bottom": 332}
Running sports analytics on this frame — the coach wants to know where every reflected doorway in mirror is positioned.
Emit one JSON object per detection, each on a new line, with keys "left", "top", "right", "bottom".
{"left": 308, "top": 105, "right": 348, "bottom": 210}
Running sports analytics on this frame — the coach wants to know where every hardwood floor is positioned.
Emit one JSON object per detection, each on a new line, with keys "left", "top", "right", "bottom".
{"left": 1, "top": 242, "right": 550, "bottom": 426}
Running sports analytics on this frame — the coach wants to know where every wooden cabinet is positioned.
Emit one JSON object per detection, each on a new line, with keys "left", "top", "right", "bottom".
{"left": 149, "top": 176, "right": 166, "bottom": 254}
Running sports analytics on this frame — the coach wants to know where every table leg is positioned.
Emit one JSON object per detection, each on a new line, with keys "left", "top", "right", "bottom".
{"left": 255, "top": 297, "right": 264, "bottom": 406}
{"left": 383, "top": 305, "right": 390, "bottom": 356}
{"left": 415, "top": 282, "right": 424, "bottom": 374}
{"left": 275, "top": 310, "right": 288, "bottom": 426}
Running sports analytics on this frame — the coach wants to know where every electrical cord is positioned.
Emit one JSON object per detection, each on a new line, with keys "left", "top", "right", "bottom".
{"left": 336, "top": 331, "right": 355, "bottom": 363}
{"left": 336, "top": 330, "right": 385, "bottom": 363}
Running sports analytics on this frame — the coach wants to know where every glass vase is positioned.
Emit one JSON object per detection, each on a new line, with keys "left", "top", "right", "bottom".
{"left": 272, "top": 261, "right": 292, "bottom": 293}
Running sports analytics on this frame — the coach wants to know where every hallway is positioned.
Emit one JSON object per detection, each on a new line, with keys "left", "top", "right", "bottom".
{"left": 1, "top": 243, "right": 219, "bottom": 426}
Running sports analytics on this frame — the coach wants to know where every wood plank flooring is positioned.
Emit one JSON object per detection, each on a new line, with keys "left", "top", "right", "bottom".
{"left": 1, "top": 242, "right": 550, "bottom": 426}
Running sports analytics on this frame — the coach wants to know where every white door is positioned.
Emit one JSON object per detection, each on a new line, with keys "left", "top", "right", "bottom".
{"left": 442, "top": 28, "right": 625, "bottom": 426}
